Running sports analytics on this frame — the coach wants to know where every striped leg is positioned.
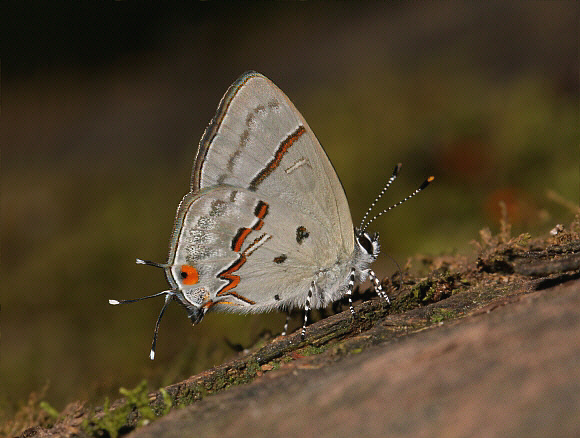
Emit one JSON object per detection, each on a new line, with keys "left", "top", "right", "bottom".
{"left": 346, "top": 267, "right": 356, "bottom": 315}
{"left": 368, "top": 269, "right": 390, "bottom": 304}
{"left": 281, "top": 312, "right": 291, "bottom": 336}
{"left": 301, "top": 281, "right": 315, "bottom": 340}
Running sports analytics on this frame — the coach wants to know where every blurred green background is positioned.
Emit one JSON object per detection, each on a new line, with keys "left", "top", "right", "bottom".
{"left": 1, "top": 2, "right": 578, "bottom": 417}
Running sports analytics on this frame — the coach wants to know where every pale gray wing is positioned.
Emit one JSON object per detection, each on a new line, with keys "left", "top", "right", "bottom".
{"left": 166, "top": 187, "right": 347, "bottom": 313}
{"left": 192, "top": 72, "right": 355, "bottom": 256}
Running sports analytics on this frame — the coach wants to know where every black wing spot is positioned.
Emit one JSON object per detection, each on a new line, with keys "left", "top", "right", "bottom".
{"left": 274, "top": 254, "right": 287, "bottom": 264}
{"left": 274, "top": 294, "right": 280, "bottom": 301}
{"left": 296, "top": 226, "right": 309, "bottom": 244}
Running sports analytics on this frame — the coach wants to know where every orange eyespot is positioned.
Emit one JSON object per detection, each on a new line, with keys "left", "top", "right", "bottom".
{"left": 180, "top": 265, "right": 199, "bottom": 285}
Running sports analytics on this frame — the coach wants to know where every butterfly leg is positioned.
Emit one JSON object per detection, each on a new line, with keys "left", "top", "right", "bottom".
{"left": 346, "top": 267, "right": 356, "bottom": 316}
{"left": 301, "top": 281, "right": 315, "bottom": 340}
{"left": 281, "top": 312, "right": 291, "bottom": 336}
{"left": 368, "top": 269, "right": 390, "bottom": 304}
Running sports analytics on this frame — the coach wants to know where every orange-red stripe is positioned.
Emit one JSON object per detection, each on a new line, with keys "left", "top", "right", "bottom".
{"left": 255, "top": 201, "right": 268, "bottom": 218}
{"left": 219, "top": 199, "right": 270, "bottom": 306}
{"left": 232, "top": 228, "right": 252, "bottom": 252}
{"left": 249, "top": 125, "right": 305, "bottom": 191}
{"left": 231, "top": 201, "right": 269, "bottom": 252}
{"left": 217, "top": 255, "right": 245, "bottom": 296}
{"left": 216, "top": 254, "right": 256, "bottom": 305}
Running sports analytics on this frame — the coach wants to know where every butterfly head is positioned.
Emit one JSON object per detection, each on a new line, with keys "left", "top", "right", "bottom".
{"left": 171, "top": 285, "right": 207, "bottom": 325}
{"left": 179, "top": 295, "right": 206, "bottom": 325}
{"left": 354, "top": 228, "right": 381, "bottom": 263}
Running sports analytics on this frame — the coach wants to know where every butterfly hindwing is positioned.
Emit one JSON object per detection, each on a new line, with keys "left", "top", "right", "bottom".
{"left": 167, "top": 186, "right": 354, "bottom": 313}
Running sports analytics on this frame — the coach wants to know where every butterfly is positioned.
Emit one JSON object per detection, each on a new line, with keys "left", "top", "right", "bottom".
{"left": 110, "top": 71, "right": 433, "bottom": 359}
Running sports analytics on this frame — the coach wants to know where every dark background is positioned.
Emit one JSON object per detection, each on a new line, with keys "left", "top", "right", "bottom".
{"left": 1, "top": 1, "right": 578, "bottom": 416}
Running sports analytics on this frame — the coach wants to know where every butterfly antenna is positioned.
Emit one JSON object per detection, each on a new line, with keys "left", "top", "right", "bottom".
{"left": 361, "top": 175, "right": 434, "bottom": 232}
{"left": 109, "top": 258, "right": 174, "bottom": 359}
{"left": 149, "top": 294, "right": 173, "bottom": 360}
{"left": 108, "top": 290, "right": 171, "bottom": 305}
{"left": 136, "top": 258, "right": 169, "bottom": 269}
{"left": 108, "top": 259, "right": 171, "bottom": 304}
{"left": 359, "top": 163, "right": 402, "bottom": 230}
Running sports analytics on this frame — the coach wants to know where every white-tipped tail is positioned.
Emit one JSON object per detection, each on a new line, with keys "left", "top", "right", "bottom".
{"left": 109, "top": 299, "right": 120, "bottom": 305}
{"left": 149, "top": 349, "right": 155, "bottom": 360}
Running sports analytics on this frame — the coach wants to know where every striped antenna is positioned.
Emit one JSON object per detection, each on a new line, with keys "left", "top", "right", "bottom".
{"left": 109, "top": 290, "right": 171, "bottom": 306}
{"left": 108, "top": 258, "right": 174, "bottom": 360}
{"left": 359, "top": 163, "right": 402, "bottom": 230}
{"left": 150, "top": 294, "right": 173, "bottom": 360}
{"left": 109, "top": 289, "right": 175, "bottom": 360}
{"left": 109, "top": 259, "right": 170, "bottom": 304}
{"left": 361, "top": 175, "right": 434, "bottom": 232}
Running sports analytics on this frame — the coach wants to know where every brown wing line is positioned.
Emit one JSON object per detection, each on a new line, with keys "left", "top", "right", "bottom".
{"left": 192, "top": 71, "right": 261, "bottom": 191}
{"left": 248, "top": 125, "right": 306, "bottom": 191}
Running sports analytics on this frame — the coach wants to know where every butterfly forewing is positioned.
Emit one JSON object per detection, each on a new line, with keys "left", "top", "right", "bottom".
{"left": 192, "top": 72, "right": 355, "bottom": 255}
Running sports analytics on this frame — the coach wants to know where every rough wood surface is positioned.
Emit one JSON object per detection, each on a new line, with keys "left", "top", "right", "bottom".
{"left": 17, "top": 224, "right": 580, "bottom": 438}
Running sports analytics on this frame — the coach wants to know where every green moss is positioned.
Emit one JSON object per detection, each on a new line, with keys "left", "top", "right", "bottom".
{"left": 156, "top": 389, "right": 172, "bottom": 417}
{"left": 267, "top": 361, "right": 281, "bottom": 371}
{"left": 515, "top": 233, "right": 532, "bottom": 246}
{"left": 213, "top": 371, "right": 230, "bottom": 391}
{"left": 299, "top": 344, "right": 328, "bottom": 356}
{"left": 175, "top": 384, "right": 205, "bottom": 407}
{"left": 245, "top": 359, "right": 261, "bottom": 378}
{"left": 430, "top": 308, "right": 457, "bottom": 323}
{"left": 38, "top": 401, "right": 59, "bottom": 421}
{"left": 83, "top": 380, "right": 171, "bottom": 438}
{"left": 166, "top": 359, "right": 265, "bottom": 413}
{"left": 83, "top": 397, "right": 121, "bottom": 438}
{"left": 411, "top": 278, "right": 436, "bottom": 303}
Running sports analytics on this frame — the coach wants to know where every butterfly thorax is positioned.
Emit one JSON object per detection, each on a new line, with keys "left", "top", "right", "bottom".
{"left": 303, "top": 228, "right": 380, "bottom": 309}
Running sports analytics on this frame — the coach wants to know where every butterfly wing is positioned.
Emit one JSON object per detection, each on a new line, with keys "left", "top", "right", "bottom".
{"left": 167, "top": 186, "right": 353, "bottom": 313}
{"left": 192, "top": 72, "right": 355, "bottom": 256}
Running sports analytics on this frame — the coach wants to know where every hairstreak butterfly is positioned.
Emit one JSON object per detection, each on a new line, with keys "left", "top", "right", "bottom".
{"left": 110, "top": 71, "right": 433, "bottom": 359}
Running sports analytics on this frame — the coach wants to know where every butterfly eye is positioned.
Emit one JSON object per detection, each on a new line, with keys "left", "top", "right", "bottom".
{"left": 357, "top": 233, "right": 374, "bottom": 255}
